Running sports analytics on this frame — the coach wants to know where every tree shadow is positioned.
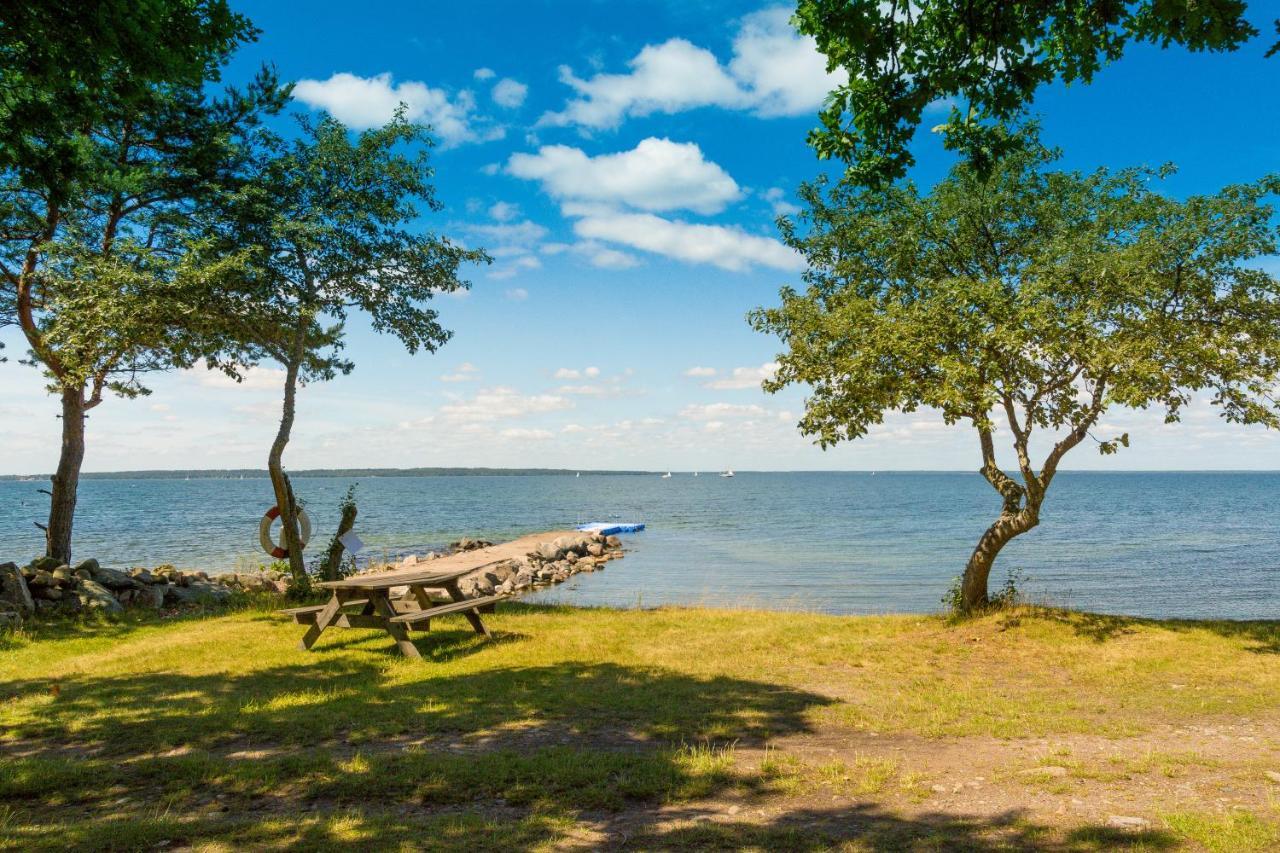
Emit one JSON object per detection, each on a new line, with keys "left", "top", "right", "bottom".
{"left": 610, "top": 803, "right": 1179, "bottom": 851}
{"left": 1026, "top": 606, "right": 1280, "bottom": 653}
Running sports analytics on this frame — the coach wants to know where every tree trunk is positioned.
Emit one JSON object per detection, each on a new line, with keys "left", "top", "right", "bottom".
{"left": 267, "top": 357, "right": 308, "bottom": 589}
{"left": 46, "top": 386, "right": 87, "bottom": 563}
{"left": 959, "top": 511, "right": 1036, "bottom": 610}
{"left": 320, "top": 497, "right": 358, "bottom": 582}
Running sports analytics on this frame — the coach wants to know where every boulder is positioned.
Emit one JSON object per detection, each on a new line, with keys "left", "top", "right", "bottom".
{"left": 606, "top": 536, "right": 621, "bottom": 549}
{"left": 30, "top": 569, "right": 54, "bottom": 588}
{"left": 36, "top": 585, "right": 63, "bottom": 601}
{"left": 164, "top": 581, "right": 231, "bottom": 606}
{"left": 73, "top": 568, "right": 92, "bottom": 581}
{"left": 564, "top": 551, "right": 579, "bottom": 565}
{"left": 137, "top": 585, "right": 166, "bottom": 609}
{"left": 78, "top": 579, "right": 123, "bottom": 614}
{"left": 586, "top": 543, "right": 604, "bottom": 557}
{"left": 29, "top": 555, "right": 61, "bottom": 573}
{"left": 0, "top": 610, "right": 22, "bottom": 630}
{"left": 536, "top": 542, "right": 564, "bottom": 562}
{"left": 129, "top": 568, "right": 156, "bottom": 585}
{"left": 73, "top": 558, "right": 100, "bottom": 575}
{"left": 0, "top": 562, "right": 35, "bottom": 615}
{"left": 91, "top": 565, "right": 142, "bottom": 592}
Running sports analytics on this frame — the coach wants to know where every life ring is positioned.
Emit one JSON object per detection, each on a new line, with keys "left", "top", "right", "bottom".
{"left": 259, "top": 506, "right": 311, "bottom": 558}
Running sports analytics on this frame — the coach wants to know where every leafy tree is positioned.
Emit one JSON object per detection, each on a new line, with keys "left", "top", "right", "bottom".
{"left": 0, "top": 4, "right": 285, "bottom": 562}
{"left": 751, "top": 140, "right": 1280, "bottom": 611}
{"left": 795, "top": 0, "right": 1260, "bottom": 186}
{"left": 216, "top": 114, "right": 488, "bottom": 587}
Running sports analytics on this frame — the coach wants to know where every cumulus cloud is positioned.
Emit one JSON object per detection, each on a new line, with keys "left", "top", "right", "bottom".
{"left": 542, "top": 240, "right": 641, "bottom": 270}
{"left": 541, "top": 6, "right": 844, "bottom": 129}
{"left": 684, "top": 366, "right": 717, "bottom": 377}
{"left": 508, "top": 137, "right": 741, "bottom": 215}
{"left": 439, "top": 387, "right": 572, "bottom": 421}
{"left": 763, "top": 187, "right": 800, "bottom": 217}
{"left": 504, "top": 287, "right": 529, "bottom": 301}
{"left": 680, "top": 402, "right": 770, "bottom": 420}
{"left": 440, "top": 362, "right": 480, "bottom": 383}
{"left": 500, "top": 427, "right": 553, "bottom": 440}
{"left": 193, "top": 363, "right": 285, "bottom": 391}
{"left": 704, "top": 362, "right": 780, "bottom": 390}
{"left": 491, "top": 77, "right": 528, "bottom": 108}
{"left": 292, "top": 72, "right": 500, "bottom": 146}
{"left": 474, "top": 67, "right": 496, "bottom": 80}
{"left": 573, "top": 212, "right": 801, "bottom": 272}
{"left": 489, "top": 201, "right": 520, "bottom": 222}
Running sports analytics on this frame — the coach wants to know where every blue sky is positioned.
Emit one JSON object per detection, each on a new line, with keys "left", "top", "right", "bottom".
{"left": 3, "top": 1, "right": 1280, "bottom": 474}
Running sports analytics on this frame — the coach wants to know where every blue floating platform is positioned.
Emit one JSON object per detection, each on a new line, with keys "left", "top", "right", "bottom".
{"left": 577, "top": 522, "right": 646, "bottom": 535}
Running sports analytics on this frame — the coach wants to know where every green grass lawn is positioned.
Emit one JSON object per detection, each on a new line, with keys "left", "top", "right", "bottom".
{"left": 1, "top": 602, "right": 1278, "bottom": 850}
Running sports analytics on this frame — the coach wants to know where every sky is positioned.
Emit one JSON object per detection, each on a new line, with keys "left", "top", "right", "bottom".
{"left": 3, "top": 0, "right": 1280, "bottom": 474}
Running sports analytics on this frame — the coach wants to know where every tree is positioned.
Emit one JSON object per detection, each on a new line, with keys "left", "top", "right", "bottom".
{"left": 750, "top": 140, "right": 1280, "bottom": 610}
{"left": 0, "top": 4, "right": 285, "bottom": 562}
{"left": 795, "top": 0, "right": 1259, "bottom": 186}
{"left": 219, "top": 114, "right": 488, "bottom": 588}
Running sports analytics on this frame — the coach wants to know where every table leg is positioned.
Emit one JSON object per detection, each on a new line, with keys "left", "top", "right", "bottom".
{"left": 299, "top": 591, "right": 345, "bottom": 651}
{"left": 372, "top": 590, "right": 421, "bottom": 658}
{"left": 444, "top": 580, "right": 490, "bottom": 637}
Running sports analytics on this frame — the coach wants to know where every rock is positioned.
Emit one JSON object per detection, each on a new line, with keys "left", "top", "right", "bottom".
{"left": 0, "top": 610, "right": 22, "bottom": 630}
{"left": 78, "top": 579, "right": 123, "bottom": 614}
{"left": 30, "top": 569, "right": 54, "bottom": 588}
{"left": 0, "top": 562, "right": 35, "bottom": 615}
{"left": 472, "top": 577, "right": 495, "bottom": 596}
{"left": 73, "top": 568, "right": 92, "bottom": 581}
{"left": 586, "top": 543, "right": 604, "bottom": 557}
{"left": 73, "top": 558, "right": 100, "bottom": 574}
{"left": 92, "top": 565, "right": 142, "bottom": 591}
{"left": 537, "top": 542, "right": 564, "bottom": 562}
{"left": 1106, "top": 816, "right": 1151, "bottom": 831}
{"left": 165, "top": 582, "right": 231, "bottom": 606}
{"left": 564, "top": 551, "right": 579, "bottom": 565}
{"left": 51, "top": 567, "right": 72, "bottom": 584}
{"left": 29, "top": 555, "right": 62, "bottom": 572}
{"left": 37, "top": 586, "right": 63, "bottom": 601}
{"left": 130, "top": 569, "right": 156, "bottom": 585}
{"left": 138, "top": 585, "right": 166, "bottom": 609}
{"left": 605, "top": 536, "right": 621, "bottom": 548}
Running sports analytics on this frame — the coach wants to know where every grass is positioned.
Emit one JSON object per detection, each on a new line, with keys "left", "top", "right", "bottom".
{"left": 1, "top": 601, "right": 1278, "bottom": 850}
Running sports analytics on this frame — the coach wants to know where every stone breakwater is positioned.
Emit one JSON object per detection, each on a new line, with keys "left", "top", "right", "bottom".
{"left": 0, "top": 532, "right": 627, "bottom": 628}
{"left": 371, "top": 531, "right": 626, "bottom": 599}
{"left": 0, "top": 556, "right": 281, "bottom": 625}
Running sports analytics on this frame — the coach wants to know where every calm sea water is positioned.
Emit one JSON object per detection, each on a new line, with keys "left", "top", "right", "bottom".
{"left": 1, "top": 472, "right": 1276, "bottom": 619}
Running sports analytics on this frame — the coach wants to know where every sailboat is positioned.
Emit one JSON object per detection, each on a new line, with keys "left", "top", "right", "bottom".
{"left": 720, "top": 469, "right": 734, "bottom": 478}
{"left": 693, "top": 472, "right": 699, "bottom": 477}
{"left": 661, "top": 471, "right": 672, "bottom": 479}
{"left": 575, "top": 472, "right": 580, "bottom": 478}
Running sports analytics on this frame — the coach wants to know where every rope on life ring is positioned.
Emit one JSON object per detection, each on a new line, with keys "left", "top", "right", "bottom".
{"left": 259, "top": 505, "right": 312, "bottom": 559}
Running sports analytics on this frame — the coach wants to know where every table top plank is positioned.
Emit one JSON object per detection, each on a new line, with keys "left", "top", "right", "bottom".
{"left": 317, "top": 565, "right": 478, "bottom": 590}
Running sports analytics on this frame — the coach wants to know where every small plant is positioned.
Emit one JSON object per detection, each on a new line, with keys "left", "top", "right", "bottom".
{"left": 943, "top": 568, "right": 1026, "bottom": 617}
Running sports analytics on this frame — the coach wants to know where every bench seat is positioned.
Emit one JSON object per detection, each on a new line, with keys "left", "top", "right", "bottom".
{"left": 389, "top": 594, "right": 507, "bottom": 625}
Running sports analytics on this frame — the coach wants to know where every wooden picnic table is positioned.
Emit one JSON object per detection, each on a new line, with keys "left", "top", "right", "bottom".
{"left": 280, "top": 564, "right": 506, "bottom": 659}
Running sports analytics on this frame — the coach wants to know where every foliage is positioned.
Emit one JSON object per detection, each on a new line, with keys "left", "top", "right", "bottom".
{"left": 794, "top": 0, "right": 1260, "bottom": 186}
{"left": 751, "top": 132, "right": 1280, "bottom": 607}
{"left": 314, "top": 483, "right": 359, "bottom": 582}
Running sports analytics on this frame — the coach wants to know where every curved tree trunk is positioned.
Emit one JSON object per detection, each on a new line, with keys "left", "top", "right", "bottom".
{"left": 960, "top": 510, "right": 1037, "bottom": 610}
{"left": 267, "top": 355, "right": 308, "bottom": 589}
{"left": 46, "top": 385, "right": 87, "bottom": 563}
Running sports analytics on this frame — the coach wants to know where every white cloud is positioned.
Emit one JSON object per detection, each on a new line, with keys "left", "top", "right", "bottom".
{"left": 439, "top": 386, "right": 572, "bottom": 421}
{"left": 584, "top": 366, "right": 600, "bottom": 378}
{"left": 492, "top": 78, "right": 528, "bottom": 108}
{"left": 474, "top": 67, "right": 496, "bottom": 81}
{"left": 193, "top": 363, "right": 286, "bottom": 391}
{"left": 680, "top": 402, "right": 770, "bottom": 421}
{"left": 684, "top": 366, "right": 717, "bottom": 377}
{"left": 500, "top": 427, "right": 553, "bottom": 440}
{"left": 489, "top": 201, "right": 520, "bottom": 222}
{"left": 292, "top": 72, "right": 499, "bottom": 146}
{"left": 542, "top": 240, "right": 641, "bottom": 270}
{"left": 554, "top": 367, "right": 581, "bottom": 380}
{"left": 440, "top": 362, "right": 480, "bottom": 383}
{"left": 704, "top": 362, "right": 779, "bottom": 390}
{"left": 489, "top": 255, "right": 541, "bottom": 280}
{"left": 573, "top": 212, "right": 802, "bottom": 272}
{"left": 469, "top": 220, "right": 548, "bottom": 247}
{"left": 763, "top": 187, "right": 800, "bottom": 217}
{"left": 541, "top": 6, "right": 844, "bottom": 129}
{"left": 508, "top": 137, "right": 741, "bottom": 215}
{"left": 504, "top": 287, "right": 529, "bottom": 301}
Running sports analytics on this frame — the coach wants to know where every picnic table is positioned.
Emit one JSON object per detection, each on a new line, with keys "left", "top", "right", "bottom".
{"left": 280, "top": 565, "right": 506, "bottom": 659}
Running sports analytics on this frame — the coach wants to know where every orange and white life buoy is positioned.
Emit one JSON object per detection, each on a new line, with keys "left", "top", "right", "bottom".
{"left": 259, "top": 506, "right": 312, "bottom": 558}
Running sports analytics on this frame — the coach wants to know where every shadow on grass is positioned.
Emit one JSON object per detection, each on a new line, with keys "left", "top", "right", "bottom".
{"left": 1024, "top": 606, "right": 1280, "bottom": 653}
{"left": 0, "top": 798, "right": 1182, "bottom": 852}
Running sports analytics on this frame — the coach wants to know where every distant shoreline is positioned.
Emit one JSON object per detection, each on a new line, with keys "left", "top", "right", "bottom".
{"left": 3, "top": 467, "right": 1279, "bottom": 481}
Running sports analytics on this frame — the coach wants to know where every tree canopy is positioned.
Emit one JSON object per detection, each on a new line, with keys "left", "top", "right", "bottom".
{"left": 795, "top": 0, "right": 1261, "bottom": 186}
{"left": 751, "top": 138, "right": 1280, "bottom": 607}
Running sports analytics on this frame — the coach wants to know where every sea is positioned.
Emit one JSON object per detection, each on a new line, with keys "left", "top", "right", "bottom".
{"left": 1, "top": 472, "right": 1276, "bottom": 619}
